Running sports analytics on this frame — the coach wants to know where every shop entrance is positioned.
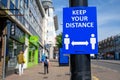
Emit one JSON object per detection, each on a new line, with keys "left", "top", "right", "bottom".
{"left": 106, "top": 51, "right": 115, "bottom": 60}
{"left": 6, "top": 38, "right": 23, "bottom": 76}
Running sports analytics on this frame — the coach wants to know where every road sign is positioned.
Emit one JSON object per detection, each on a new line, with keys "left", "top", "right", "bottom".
{"left": 62, "top": 7, "right": 98, "bottom": 54}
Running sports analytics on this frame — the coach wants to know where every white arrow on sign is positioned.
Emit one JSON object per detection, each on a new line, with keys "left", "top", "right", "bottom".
{"left": 71, "top": 41, "right": 89, "bottom": 46}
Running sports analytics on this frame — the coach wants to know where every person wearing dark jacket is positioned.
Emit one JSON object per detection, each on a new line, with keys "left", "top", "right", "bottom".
{"left": 44, "top": 57, "right": 49, "bottom": 74}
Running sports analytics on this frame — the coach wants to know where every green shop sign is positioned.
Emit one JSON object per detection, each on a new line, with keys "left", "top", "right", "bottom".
{"left": 29, "top": 36, "right": 39, "bottom": 47}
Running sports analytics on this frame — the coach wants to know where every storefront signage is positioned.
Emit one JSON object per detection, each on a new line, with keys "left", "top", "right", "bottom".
{"left": 29, "top": 36, "right": 39, "bottom": 47}
{"left": 10, "top": 23, "right": 25, "bottom": 43}
{"left": 30, "top": 36, "right": 39, "bottom": 42}
{"left": 10, "top": 23, "right": 15, "bottom": 36}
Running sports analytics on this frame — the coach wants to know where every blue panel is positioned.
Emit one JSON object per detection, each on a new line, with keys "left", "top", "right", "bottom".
{"left": 62, "top": 7, "right": 98, "bottom": 54}
{"left": 59, "top": 48, "right": 69, "bottom": 64}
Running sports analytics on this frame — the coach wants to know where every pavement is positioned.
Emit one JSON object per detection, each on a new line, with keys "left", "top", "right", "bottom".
{"left": 5, "top": 60, "right": 70, "bottom": 80}
{"left": 5, "top": 59, "right": 120, "bottom": 80}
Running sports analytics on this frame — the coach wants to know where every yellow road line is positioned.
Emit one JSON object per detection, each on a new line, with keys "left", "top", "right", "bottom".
{"left": 92, "top": 76, "right": 99, "bottom": 80}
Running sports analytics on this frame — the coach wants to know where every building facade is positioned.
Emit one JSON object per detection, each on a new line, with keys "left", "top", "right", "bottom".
{"left": 0, "top": 0, "right": 46, "bottom": 78}
{"left": 99, "top": 33, "right": 120, "bottom": 60}
{"left": 42, "top": 0, "right": 58, "bottom": 59}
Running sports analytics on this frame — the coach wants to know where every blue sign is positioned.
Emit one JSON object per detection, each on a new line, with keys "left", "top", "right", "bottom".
{"left": 59, "top": 48, "right": 69, "bottom": 64}
{"left": 63, "top": 7, "right": 98, "bottom": 54}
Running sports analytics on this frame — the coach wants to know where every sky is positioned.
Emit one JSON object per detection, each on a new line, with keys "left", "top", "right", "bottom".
{"left": 52, "top": 0, "right": 120, "bottom": 41}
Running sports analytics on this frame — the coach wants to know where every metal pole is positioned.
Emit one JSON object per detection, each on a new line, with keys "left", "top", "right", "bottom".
{"left": 2, "top": 34, "right": 6, "bottom": 80}
{"left": 69, "top": 0, "right": 91, "bottom": 80}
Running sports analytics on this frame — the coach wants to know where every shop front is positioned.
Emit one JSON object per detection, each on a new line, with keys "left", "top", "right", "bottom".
{"left": 6, "top": 21, "right": 25, "bottom": 76}
{"left": 115, "top": 52, "right": 120, "bottom": 60}
{"left": 27, "top": 36, "right": 39, "bottom": 68}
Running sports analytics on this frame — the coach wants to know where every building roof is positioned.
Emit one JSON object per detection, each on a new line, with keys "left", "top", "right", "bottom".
{"left": 42, "top": 0, "right": 53, "bottom": 9}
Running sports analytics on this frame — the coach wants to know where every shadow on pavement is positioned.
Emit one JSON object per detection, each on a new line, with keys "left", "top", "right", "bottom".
{"left": 43, "top": 76, "right": 48, "bottom": 79}
{"left": 38, "top": 72, "right": 45, "bottom": 75}
{"left": 51, "top": 65, "right": 59, "bottom": 67}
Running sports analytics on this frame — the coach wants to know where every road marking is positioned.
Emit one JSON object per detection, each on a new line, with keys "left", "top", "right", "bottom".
{"left": 92, "top": 64, "right": 118, "bottom": 73}
{"left": 93, "top": 76, "right": 99, "bottom": 80}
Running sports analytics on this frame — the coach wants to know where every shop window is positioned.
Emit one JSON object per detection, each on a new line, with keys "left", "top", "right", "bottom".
{"left": 7, "top": 38, "right": 23, "bottom": 69}
{"left": 1, "top": 0, "right": 7, "bottom": 7}
{"left": 32, "top": 50, "right": 35, "bottom": 62}
{"left": 28, "top": 51, "right": 32, "bottom": 62}
{"left": 10, "top": 1, "right": 15, "bottom": 14}
{"left": 24, "top": 0, "right": 28, "bottom": 7}
{"left": 8, "top": 39, "right": 23, "bottom": 58}
{"left": 28, "top": 43, "right": 36, "bottom": 62}
{"left": 28, "top": 50, "right": 35, "bottom": 62}
{"left": 20, "top": 0, "right": 23, "bottom": 8}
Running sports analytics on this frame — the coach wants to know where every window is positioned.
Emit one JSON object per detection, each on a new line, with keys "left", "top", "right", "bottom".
{"left": 24, "top": 0, "right": 28, "bottom": 7}
{"left": 15, "top": 0, "right": 18, "bottom": 8}
{"left": 28, "top": 44, "right": 36, "bottom": 62}
{"left": 20, "top": 0, "right": 23, "bottom": 8}
{"left": 1, "top": 0, "right": 7, "bottom": 7}
{"left": 10, "top": 1, "right": 15, "bottom": 14}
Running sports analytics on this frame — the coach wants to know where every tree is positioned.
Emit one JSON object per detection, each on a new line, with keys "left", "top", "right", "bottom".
{"left": 56, "top": 33, "right": 62, "bottom": 48}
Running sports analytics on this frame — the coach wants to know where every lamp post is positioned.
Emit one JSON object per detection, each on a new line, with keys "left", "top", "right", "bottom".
{"left": 69, "top": 0, "right": 91, "bottom": 80}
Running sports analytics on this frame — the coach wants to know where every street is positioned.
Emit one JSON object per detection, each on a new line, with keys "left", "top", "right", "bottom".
{"left": 92, "top": 60, "right": 120, "bottom": 72}
{"left": 91, "top": 60, "right": 120, "bottom": 80}
{"left": 5, "top": 59, "right": 120, "bottom": 80}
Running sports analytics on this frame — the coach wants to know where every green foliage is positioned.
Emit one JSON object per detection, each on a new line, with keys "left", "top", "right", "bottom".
{"left": 56, "top": 33, "right": 62, "bottom": 48}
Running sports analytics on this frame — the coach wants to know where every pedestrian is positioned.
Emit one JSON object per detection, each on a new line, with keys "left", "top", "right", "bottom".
{"left": 44, "top": 56, "right": 49, "bottom": 74}
{"left": 17, "top": 51, "right": 25, "bottom": 76}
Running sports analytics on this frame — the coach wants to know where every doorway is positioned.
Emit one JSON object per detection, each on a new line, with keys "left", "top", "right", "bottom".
{"left": 6, "top": 38, "right": 23, "bottom": 76}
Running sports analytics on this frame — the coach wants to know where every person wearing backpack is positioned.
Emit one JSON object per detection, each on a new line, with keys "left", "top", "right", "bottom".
{"left": 44, "top": 56, "right": 49, "bottom": 74}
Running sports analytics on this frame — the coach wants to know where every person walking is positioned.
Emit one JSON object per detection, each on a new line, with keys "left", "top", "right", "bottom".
{"left": 17, "top": 51, "right": 25, "bottom": 76}
{"left": 44, "top": 56, "right": 49, "bottom": 74}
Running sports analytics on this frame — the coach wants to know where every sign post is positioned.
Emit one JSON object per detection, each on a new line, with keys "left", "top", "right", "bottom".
{"left": 63, "top": 0, "right": 98, "bottom": 80}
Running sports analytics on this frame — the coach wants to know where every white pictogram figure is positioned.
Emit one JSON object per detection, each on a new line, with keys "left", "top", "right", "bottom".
{"left": 64, "top": 34, "right": 70, "bottom": 50}
{"left": 90, "top": 34, "right": 96, "bottom": 50}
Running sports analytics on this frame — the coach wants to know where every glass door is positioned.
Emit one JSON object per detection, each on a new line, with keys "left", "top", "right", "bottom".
{"left": 7, "top": 40, "right": 17, "bottom": 70}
